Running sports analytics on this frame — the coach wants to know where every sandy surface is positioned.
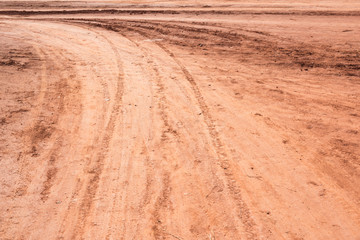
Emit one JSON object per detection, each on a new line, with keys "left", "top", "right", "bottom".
{"left": 0, "top": 1, "right": 359, "bottom": 239}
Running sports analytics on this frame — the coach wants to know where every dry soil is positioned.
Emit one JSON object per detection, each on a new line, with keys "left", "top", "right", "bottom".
{"left": 0, "top": 1, "right": 360, "bottom": 239}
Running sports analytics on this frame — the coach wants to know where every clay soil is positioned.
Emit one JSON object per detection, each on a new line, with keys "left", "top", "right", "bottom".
{"left": 0, "top": 1, "right": 360, "bottom": 239}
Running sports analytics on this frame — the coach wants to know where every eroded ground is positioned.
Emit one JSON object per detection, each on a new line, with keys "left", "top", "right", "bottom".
{"left": 0, "top": 1, "right": 359, "bottom": 239}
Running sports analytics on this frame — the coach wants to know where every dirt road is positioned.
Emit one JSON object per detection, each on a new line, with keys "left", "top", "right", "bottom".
{"left": 0, "top": 1, "right": 360, "bottom": 239}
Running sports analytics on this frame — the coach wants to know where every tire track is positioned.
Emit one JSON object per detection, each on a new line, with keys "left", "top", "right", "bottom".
{"left": 64, "top": 21, "right": 167, "bottom": 239}
{"left": 17, "top": 24, "right": 99, "bottom": 239}
{"left": 35, "top": 48, "right": 76, "bottom": 202}
{"left": 32, "top": 21, "right": 126, "bottom": 239}
{"left": 14, "top": 45, "right": 48, "bottom": 197}
{"left": 68, "top": 28, "right": 124, "bottom": 239}
{"left": 3, "top": 8, "right": 360, "bottom": 240}
{"left": 15, "top": 42, "right": 69, "bottom": 201}
{"left": 20, "top": 19, "right": 258, "bottom": 239}
{"left": 124, "top": 25, "right": 259, "bottom": 239}
{"left": 115, "top": 28, "right": 175, "bottom": 239}
{"left": 85, "top": 22, "right": 178, "bottom": 239}
{"left": 84, "top": 20, "right": 255, "bottom": 239}
{"left": 1, "top": 24, "right": 84, "bottom": 238}
{"left": 84, "top": 20, "right": 256, "bottom": 238}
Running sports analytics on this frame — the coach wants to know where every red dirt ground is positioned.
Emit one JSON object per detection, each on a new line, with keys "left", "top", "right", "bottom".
{"left": 0, "top": 1, "right": 359, "bottom": 239}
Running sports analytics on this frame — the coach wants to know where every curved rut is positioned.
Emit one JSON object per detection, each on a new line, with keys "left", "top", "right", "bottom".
{"left": 1, "top": 11, "right": 360, "bottom": 240}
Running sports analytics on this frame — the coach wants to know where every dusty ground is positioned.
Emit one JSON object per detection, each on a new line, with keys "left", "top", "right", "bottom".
{"left": 0, "top": 1, "right": 360, "bottom": 239}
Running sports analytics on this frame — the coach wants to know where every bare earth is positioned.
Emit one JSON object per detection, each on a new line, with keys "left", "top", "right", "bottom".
{"left": 0, "top": 1, "right": 359, "bottom": 239}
